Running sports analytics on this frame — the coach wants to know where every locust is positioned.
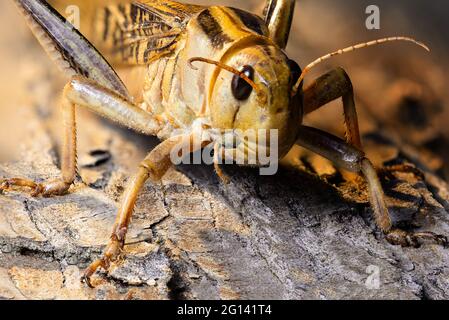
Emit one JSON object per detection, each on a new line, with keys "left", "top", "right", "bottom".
{"left": 3, "top": 0, "right": 447, "bottom": 287}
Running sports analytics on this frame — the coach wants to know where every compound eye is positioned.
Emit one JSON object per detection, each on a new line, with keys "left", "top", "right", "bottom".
{"left": 232, "top": 65, "right": 254, "bottom": 101}
{"left": 287, "top": 59, "right": 302, "bottom": 84}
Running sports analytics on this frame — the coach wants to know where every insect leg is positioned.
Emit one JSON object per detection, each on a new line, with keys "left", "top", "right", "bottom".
{"left": 1, "top": 76, "right": 161, "bottom": 197}
{"left": 63, "top": 76, "right": 161, "bottom": 136}
{"left": 295, "top": 125, "right": 448, "bottom": 247}
{"left": 83, "top": 134, "right": 201, "bottom": 287}
{"left": 1, "top": 92, "right": 77, "bottom": 196}
{"left": 303, "top": 68, "right": 427, "bottom": 181}
{"left": 263, "top": 0, "right": 296, "bottom": 49}
{"left": 303, "top": 67, "right": 362, "bottom": 149}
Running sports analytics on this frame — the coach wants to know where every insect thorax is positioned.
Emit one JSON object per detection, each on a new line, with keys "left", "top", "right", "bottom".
{"left": 140, "top": 6, "right": 273, "bottom": 140}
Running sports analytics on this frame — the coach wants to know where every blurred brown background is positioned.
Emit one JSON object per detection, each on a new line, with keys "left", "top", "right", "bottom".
{"left": 0, "top": 0, "right": 448, "bottom": 177}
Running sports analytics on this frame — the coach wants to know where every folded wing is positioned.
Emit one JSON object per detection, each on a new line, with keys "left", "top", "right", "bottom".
{"left": 13, "top": 0, "right": 130, "bottom": 99}
{"left": 93, "top": 0, "right": 204, "bottom": 65}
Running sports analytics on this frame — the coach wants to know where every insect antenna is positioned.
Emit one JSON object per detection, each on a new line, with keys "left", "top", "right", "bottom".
{"left": 188, "top": 57, "right": 266, "bottom": 103}
{"left": 292, "top": 36, "right": 430, "bottom": 96}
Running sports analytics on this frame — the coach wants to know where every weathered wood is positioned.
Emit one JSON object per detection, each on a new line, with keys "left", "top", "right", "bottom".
{"left": 1, "top": 0, "right": 449, "bottom": 300}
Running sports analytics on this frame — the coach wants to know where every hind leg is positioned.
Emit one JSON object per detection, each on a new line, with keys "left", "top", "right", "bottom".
{"left": 1, "top": 76, "right": 161, "bottom": 197}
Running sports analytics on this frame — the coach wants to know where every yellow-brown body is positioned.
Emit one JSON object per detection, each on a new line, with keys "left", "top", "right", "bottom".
{"left": 92, "top": 2, "right": 302, "bottom": 158}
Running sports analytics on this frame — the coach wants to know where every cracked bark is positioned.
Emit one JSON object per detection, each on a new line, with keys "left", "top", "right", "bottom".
{"left": 1, "top": 0, "right": 449, "bottom": 300}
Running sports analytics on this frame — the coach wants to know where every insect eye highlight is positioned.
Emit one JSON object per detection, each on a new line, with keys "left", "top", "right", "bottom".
{"left": 232, "top": 65, "right": 254, "bottom": 101}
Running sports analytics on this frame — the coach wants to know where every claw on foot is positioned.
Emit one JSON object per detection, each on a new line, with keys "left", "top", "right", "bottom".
{"left": 81, "top": 240, "right": 123, "bottom": 288}
{"left": 82, "top": 259, "right": 105, "bottom": 288}
{"left": 0, "top": 178, "right": 70, "bottom": 197}
{"left": 0, "top": 178, "right": 44, "bottom": 196}
{"left": 386, "top": 229, "right": 448, "bottom": 248}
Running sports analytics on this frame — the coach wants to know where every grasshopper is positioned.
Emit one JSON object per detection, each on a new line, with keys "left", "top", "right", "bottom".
{"left": 3, "top": 0, "right": 447, "bottom": 287}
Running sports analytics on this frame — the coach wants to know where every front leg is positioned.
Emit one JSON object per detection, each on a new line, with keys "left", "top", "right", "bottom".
{"left": 1, "top": 76, "right": 161, "bottom": 197}
{"left": 83, "top": 134, "right": 202, "bottom": 287}
{"left": 295, "top": 125, "right": 448, "bottom": 247}
{"left": 303, "top": 67, "right": 362, "bottom": 149}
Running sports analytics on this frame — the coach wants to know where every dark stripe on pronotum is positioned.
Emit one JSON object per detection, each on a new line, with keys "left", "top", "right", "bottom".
{"left": 197, "top": 9, "right": 231, "bottom": 49}
{"left": 229, "top": 7, "right": 266, "bottom": 36}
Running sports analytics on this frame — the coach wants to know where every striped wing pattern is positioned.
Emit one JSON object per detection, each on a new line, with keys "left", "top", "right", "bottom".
{"left": 95, "top": 0, "right": 204, "bottom": 65}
